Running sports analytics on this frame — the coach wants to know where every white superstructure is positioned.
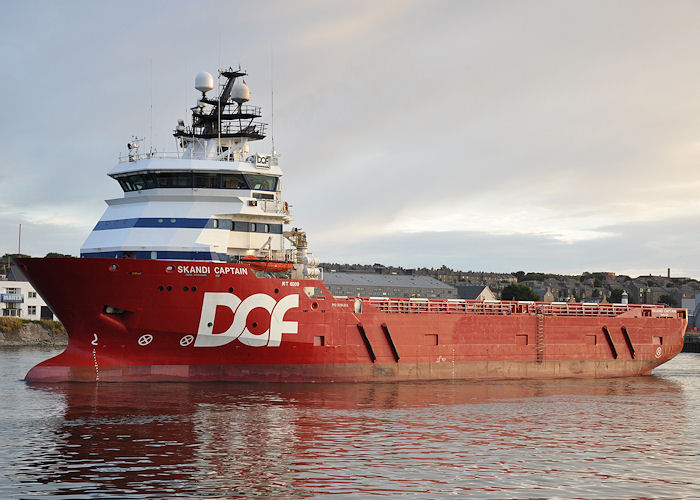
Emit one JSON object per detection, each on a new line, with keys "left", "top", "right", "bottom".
{"left": 80, "top": 67, "right": 319, "bottom": 279}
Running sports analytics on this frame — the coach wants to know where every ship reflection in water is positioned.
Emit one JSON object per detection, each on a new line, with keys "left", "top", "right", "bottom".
{"left": 11, "top": 359, "right": 699, "bottom": 498}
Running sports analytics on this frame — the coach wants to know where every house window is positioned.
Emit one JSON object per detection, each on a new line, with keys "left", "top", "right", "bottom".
{"left": 28, "top": 292, "right": 36, "bottom": 298}
{"left": 27, "top": 306, "right": 36, "bottom": 315}
{"left": 250, "top": 223, "right": 257, "bottom": 232}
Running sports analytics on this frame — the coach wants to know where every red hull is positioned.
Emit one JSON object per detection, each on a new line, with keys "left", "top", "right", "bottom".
{"left": 18, "top": 257, "right": 687, "bottom": 383}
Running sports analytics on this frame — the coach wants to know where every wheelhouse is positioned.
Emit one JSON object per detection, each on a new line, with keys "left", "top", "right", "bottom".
{"left": 114, "top": 171, "right": 279, "bottom": 192}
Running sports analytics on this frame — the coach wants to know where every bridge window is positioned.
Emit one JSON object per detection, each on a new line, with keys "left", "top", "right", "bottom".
{"left": 155, "top": 172, "right": 192, "bottom": 188}
{"left": 116, "top": 173, "right": 156, "bottom": 192}
{"left": 245, "top": 174, "right": 277, "bottom": 191}
{"left": 194, "top": 172, "right": 218, "bottom": 188}
{"left": 221, "top": 173, "right": 248, "bottom": 189}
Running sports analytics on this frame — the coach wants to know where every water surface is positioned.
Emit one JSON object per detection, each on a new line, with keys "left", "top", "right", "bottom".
{"left": 1, "top": 348, "right": 699, "bottom": 498}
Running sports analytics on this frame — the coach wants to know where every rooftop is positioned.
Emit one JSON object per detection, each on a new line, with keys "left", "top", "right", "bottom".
{"left": 323, "top": 272, "right": 455, "bottom": 289}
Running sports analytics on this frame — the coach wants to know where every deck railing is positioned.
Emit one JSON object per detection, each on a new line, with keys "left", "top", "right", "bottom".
{"left": 337, "top": 297, "right": 683, "bottom": 318}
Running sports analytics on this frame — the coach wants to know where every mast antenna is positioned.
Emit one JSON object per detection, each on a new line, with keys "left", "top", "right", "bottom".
{"left": 218, "top": 34, "right": 222, "bottom": 154}
{"left": 270, "top": 51, "right": 275, "bottom": 153}
{"left": 149, "top": 59, "right": 153, "bottom": 155}
{"left": 217, "top": 72, "right": 221, "bottom": 153}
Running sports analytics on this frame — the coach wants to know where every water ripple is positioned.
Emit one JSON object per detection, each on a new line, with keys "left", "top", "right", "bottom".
{"left": 1, "top": 348, "right": 700, "bottom": 497}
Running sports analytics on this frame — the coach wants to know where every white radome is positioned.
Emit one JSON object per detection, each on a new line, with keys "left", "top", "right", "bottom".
{"left": 195, "top": 72, "right": 214, "bottom": 94}
{"left": 232, "top": 78, "right": 250, "bottom": 103}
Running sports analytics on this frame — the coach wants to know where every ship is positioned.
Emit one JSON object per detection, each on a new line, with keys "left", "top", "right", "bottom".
{"left": 18, "top": 66, "right": 687, "bottom": 382}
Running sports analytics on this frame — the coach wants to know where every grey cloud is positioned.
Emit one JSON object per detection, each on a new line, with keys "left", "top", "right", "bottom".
{"left": 1, "top": 1, "right": 699, "bottom": 277}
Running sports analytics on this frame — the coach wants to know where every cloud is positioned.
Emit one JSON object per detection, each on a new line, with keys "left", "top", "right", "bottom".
{"left": 1, "top": 1, "right": 700, "bottom": 277}
{"left": 317, "top": 214, "right": 700, "bottom": 278}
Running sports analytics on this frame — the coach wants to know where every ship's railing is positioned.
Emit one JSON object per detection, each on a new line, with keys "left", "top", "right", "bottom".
{"left": 118, "top": 149, "right": 258, "bottom": 163}
{"left": 219, "top": 104, "right": 262, "bottom": 116}
{"left": 343, "top": 297, "right": 684, "bottom": 318}
{"left": 259, "top": 200, "right": 292, "bottom": 217}
{"left": 118, "top": 150, "right": 184, "bottom": 163}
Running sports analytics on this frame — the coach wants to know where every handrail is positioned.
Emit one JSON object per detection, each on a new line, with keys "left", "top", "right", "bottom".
{"left": 118, "top": 148, "right": 256, "bottom": 164}
{"left": 118, "top": 151, "right": 185, "bottom": 163}
{"left": 342, "top": 297, "right": 683, "bottom": 318}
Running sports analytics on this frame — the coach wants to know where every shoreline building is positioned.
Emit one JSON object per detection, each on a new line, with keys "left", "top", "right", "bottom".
{"left": 0, "top": 280, "right": 57, "bottom": 320}
{"left": 323, "top": 271, "right": 458, "bottom": 299}
{"left": 1, "top": 264, "right": 57, "bottom": 320}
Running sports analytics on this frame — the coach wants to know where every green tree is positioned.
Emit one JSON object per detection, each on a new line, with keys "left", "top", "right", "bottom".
{"left": 659, "top": 294, "right": 678, "bottom": 307}
{"left": 501, "top": 284, "right": 540, "bottom": 301}
{"left": 45, "top": 252, "right": 73, "bottom": 258}
{"left": 608, "top": 289, "right": 624, "bottom": 303}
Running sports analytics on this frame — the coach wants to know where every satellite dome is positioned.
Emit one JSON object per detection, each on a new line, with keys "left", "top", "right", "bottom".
{"left": 231, "top": 78, "right": 250, "bottom": 104}
{"left": 195, "top": 72, "right": 214, "bottom": 94}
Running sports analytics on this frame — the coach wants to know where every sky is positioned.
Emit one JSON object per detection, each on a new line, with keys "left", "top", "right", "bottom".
{"left": 1, "top": 0, "right": 700, "bottom": 277}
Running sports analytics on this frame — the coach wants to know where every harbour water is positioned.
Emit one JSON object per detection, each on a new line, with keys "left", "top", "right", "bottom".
{"left": 2, "top": 348, "right": 700, "bottom": 498}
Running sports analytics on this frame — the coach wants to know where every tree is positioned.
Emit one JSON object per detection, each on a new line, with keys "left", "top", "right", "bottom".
{"left": 608, "top": 289, "right": 624, "bottom": 303}
{"left": 45, "top": 252, "right": 74, "bottom": 258}
{"left": 501, "top": 284, "right": 540, "bottom": 301}
{"left": 659, "top": 294, "right": 678, "bottom": 307}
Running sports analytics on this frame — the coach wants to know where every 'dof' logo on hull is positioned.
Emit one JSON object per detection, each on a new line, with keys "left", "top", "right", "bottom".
{"left": 194, "top": 292, "right": 299, "bottom": 347}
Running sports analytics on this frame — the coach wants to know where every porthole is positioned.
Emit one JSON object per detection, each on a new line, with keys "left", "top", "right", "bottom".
{"left": 274, "top": 288, "right": 279, "bottom": 294}
{"left": 311, "top": 302, "right": 318, "bottom": 309}
{"left": 165, "top": 265, "right": 174, "bottom": 273}
{"left": 109, "top": 264, "right": 118, "bottom": 272}
{"left": 166, "top": 285, "right": 172, "bottom": 291}
{"left": 184, "top": 286, "right": 189, "bottom": 291}
{"left": 158, "top": 285, "right": 164, "bottom": 291}
{"left": 228, "top": 287, "right": 234, "bottom": 293}
{"left": 191, "top": 286, "right": 197, "bottom": 292}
